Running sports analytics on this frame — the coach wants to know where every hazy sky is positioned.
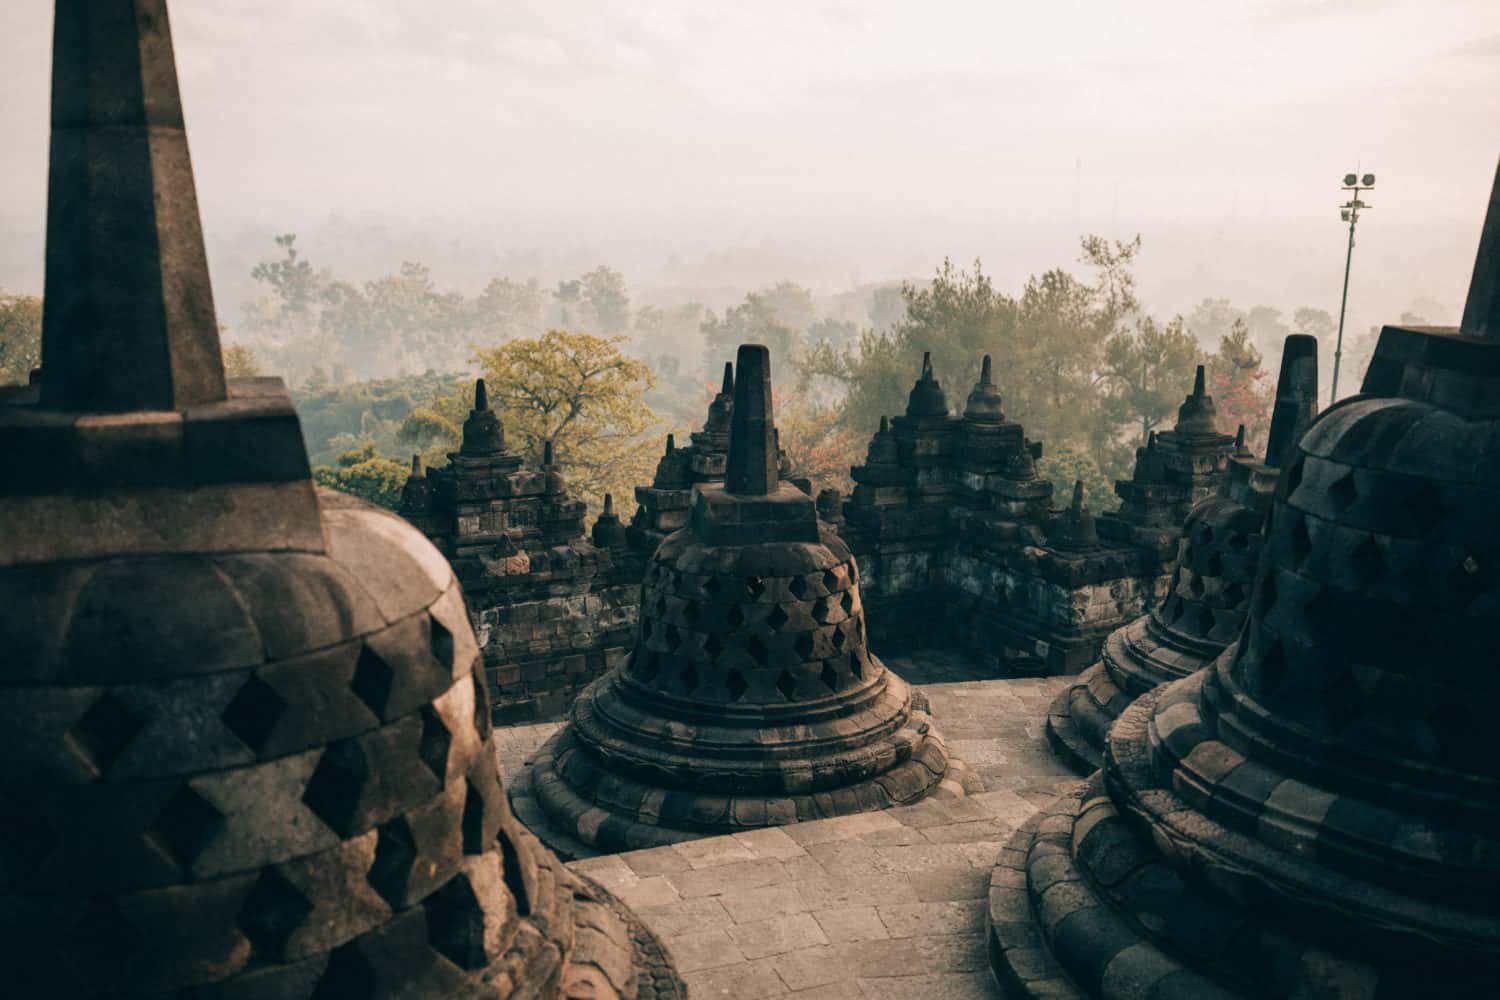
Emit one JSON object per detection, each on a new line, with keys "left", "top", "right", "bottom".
{"left": 1, "top": 1, "right": 1496, "bottom": 320}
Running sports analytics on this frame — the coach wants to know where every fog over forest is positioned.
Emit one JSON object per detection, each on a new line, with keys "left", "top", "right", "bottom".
{"left": 1, "top": 1, "right": 1496, "bottom": 513}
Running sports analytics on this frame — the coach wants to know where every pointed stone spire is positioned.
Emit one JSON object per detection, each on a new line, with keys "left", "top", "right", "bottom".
{"left": 603, "top": 492, "right": 615, "bottom": 515}
{"left": 1264, "top": 333, "right": 1320, "bottom": 468}
{"left": 725, "top": 344, "right": 778, "bottom": 495}
{"left": 410, "top": 453, "right": 424, "bottom": 477}
{"left": 460, "top": 376, "right": 505, "bottom": 456}
{"left": 542, "top": 440, "right": 555, "bottom": 469}
{"left": 1070, "top": 480, "right": 1085, "bottom": 510}
{"left": 666, "top": 433, "right": 676, "bottom": 454}
{"left": 879, "top": 415, "right": 889, "bottom": 434}
{"left": 964, "top": 353, "right": 1005, "bottom": 422}
{"left": 1050, "top": 479, "right": 1099, "bottom": 551}
{"left": 1173, "top": 363, "right": 1219, "bottom": 435}
{"left": 722, "top": 361, "right": 735, "bottom": 395}
{"left": 922, "top": 352, "right": 934, "bottom": 379}
{"left": 41, "top": 0, "right": 226, "bottom": 411}
{"left": 1461, "top": 157, "right": 1500, "bottom": 340}
{"left": 1234, "top": 424, "right": 1250, "bottom": 456}
{"left": 399, "top": 452, "right": 433, "bottom": 514}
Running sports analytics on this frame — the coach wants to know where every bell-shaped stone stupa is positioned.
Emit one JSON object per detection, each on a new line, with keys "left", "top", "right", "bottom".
{"left": 527, "top": 345, "right": 975, "bottom": 852}
{"left": 0, "top": 3, "right": 679, "bottom": 996}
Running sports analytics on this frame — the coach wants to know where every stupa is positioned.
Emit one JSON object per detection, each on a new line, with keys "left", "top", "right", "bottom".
{"left": 0, "top": 3, "right": 680, "bottom": 996}
{"left": 526, "top": 345, "right": 974, "bottom": 853}
{"left": 988, "top": 159, "right": 1500, "bottom": 998}
{"left": 1046, "top": 334, "right": 1320, "bottom": 772}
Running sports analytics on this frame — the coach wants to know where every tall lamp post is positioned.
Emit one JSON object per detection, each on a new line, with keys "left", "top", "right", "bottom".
{"left": 1331, "top": 171, "right": 1375, "bottom": 402}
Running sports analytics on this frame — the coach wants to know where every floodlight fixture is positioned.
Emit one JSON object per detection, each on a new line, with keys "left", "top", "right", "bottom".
{"left": 1344, "top": 173, "right": 1358, "bottom": 186}
{"left": 1362, "top": 173, "right": 1376, "bottom": 186}
{"left": 1331, "top": 169, "right": 1376, "bottom": 402}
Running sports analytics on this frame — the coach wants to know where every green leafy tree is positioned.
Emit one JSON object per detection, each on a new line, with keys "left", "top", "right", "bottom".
{"left": 1037, "top": 447, "right": 1117, "bottom": 515}
{"left": 700, "top": 293, "right": 800, "bottom": 383}
{"left": 867, "top": 285, "right": 907, "bottom": 334}
{"left": 471, "top": 330, "right": 658, "bottom": 515}
{"left": 1206, "top": 319, "right": 1272, "bottom": 449}
{"left": 758, "top": 281, "right": 818, "bottom": 332}
{"left": 0, "top": 292, "right": 43, "bottom": 385}
{"left": 472, "top": 277, "right": 545, "bottom": 343}
{"left": 313, "top": 442, "right": 408, "bottom": 510}
{"left": 578, "top": 266, "right": 631, "bottom": 333}
{"left": 1101, "top": 314, "right": 1203, "bottom": 443}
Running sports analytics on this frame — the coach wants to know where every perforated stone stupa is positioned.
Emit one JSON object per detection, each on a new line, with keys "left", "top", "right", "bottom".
{"left": 0, "top": 3, "right": 679, "bottom": 996}
{"left": 1046, "top": 334, "right": 1320, "bottom": 772}
{"left": 988, "top": 159, "right": 1500, "bottom": 999}
{"left": 526, "top": 345, "right": 975, "bottom": 853}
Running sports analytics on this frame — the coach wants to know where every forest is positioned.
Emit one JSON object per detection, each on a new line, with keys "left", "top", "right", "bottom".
{"left": 2, "top": 233, "right": 1442, "bottom": 518}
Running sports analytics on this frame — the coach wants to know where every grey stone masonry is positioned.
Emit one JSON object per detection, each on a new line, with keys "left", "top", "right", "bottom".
{"left": 400, "top": 382, "right": 641, "bottom": 724}
{"left": 832, "top": 353, "right": 1237, "bottom": 677}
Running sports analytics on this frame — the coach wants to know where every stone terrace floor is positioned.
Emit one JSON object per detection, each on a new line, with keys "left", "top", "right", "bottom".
{"left": 495, "top": 652, "right": 1074, "bottom": 999}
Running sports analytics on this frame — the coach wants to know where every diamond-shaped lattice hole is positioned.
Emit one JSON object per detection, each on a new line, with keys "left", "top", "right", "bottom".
{"left": 641, "top": 619, "right": 653, "bottom": 642}
{"left": 813, "top": 599, "right": 833, "bottom": 624}
{"left": 746, "top": 576, "right": 766, "bottom": 600}
{"left": 351, "top": 646, "right": 396, "bottom": 719}
{"left": 664, "top": 624, "right": 681, "bottom": 651}
{"left": 71, "top": 692, "right": 143, "bottom": 775}
{"left": 418, "top": 705, "right": 451, "bottom": 784}
{"left": 767, "top": 606, "right": 789, "bottom": 631}
{"left": 150, "top": 784, "right": 225, "bottom": 871}
{"left": 655, "top": 594, "right": 669, "bottom": 617}
{"left": 1221, "top": 581, "right": 1247, "bottom": 608}
{"left": 0, "top": 793, "right": 57, "bottom": 877}
{"left": 789, "top": 576, "right": 809, "bottom": 600}
{"left": 632, "top": 649, "right": 659, "bottom": 682}
{"left": 840, "top": 591, "right": 855, "bottom": 615}
{"left": 775, "top": 669, "right": 798, "bottom": 701}
{"left": 725, "top": 606, "right": 745, "bottom": 629}
{"left": 1198, "top": 525, "right": 1215, "bottom": 546}
{"left": 367, "top": 816, "right": 417, "bottom": 907}
{"left": 747, "top": 636, "right": 768, "bottom": 666}
{"left": 703, "top": 636, "right": 724, "bottom": 660}
{"left": 221, "top": 674, "right": 285, "bottom": 756}
{"left": 823, "top": 569, "right": 840, "bottom": 593}
{"left": 795, "top": 633, "right": 815, "bottom": 660}
{"left": 1166, "top": 596, "right": 1184, "bottom": 623}
{"left": 832, "top": 627, "right": 847, "bottom": 652}
{"left": 1348, "top": 535, "right": 1386, "bottom": 586}
{"left": 1189, "top": 574, "right": 1206, "bottom": 598}
{"left": 430, "top": 617, "right": 454, "bottom": 673}
{"left": 239, "top": 866, "right": 313, "bottom": 960}
{"left": 683, "top": 601, "right": 701, "bottom": 624}
{"left": 726, "top": 669, "right": 749, "bottom": 701}
{"left": 1196, "top": 607, "right": 1217, "bottom": 637}
{"left": 312, "top": 942, "right": 376, "bottom": 1000}
{"left": 426, "top": 873, "right": 490, "bottom": 970}
{"left": 302, "top": 739, "right": 369, "bottom": 837}
{"left": 850, "top": 649, "right": 866, "bottom": 680}
{"left": 1205, "top": 553, "right": 1225, "bottom": 579}
{"left": 680, "top": 664, "right": 700, "bottom": 693}
{"left": 1328, "top": 471, "right": 1358, "bottom": 512}
{"left": 703, "top": 576, "right": 722, "bottom": 597}
{"left": 65, "top": 898, "right": 141, "bottom": 994}
{"left": 1229, "top": 530, "right": 1252, "bottom": 551}
{"left": 820, "top": 663, "right": 840, "bottom": 692}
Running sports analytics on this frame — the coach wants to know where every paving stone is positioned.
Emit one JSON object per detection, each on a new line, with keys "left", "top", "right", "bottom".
{"left": 613, "top": 875, "right": 681, "bottom": 909}
{"left": 731, "top": 826, "right": 808, "bottom": 860}
{"left": 769, "top": 944, "right": 852, "bottom": 991}
{"left": 878, "top": 900, "right": 986, "bottom": 939}
{"left": 810, "top": 906, "right": 889, "bottom": 943}
{"left": 856, "top": 971, "right": 1000, "bottom": 999}
{"left": 726, "top": 912, "right": 830, "bottom": 959}
{"left": 636, "top": 897, "right": 734, "bottom": 938}
{"left": 682, "top": 956, "right": 788, "bottom": 999}
{"left": 719, "top": 885, "right": 809, "bottom": 924}
{"left": 662, "top": 929, "right": 745, "bottom": 973}
{"left": 670, "top": 859, "right": 790, "bottom": 898}
{"left": 622, "top": 845, "right": 694, "bottom": 877}
{"left": 673, "top": 836, "right": 758, "bottom": 869}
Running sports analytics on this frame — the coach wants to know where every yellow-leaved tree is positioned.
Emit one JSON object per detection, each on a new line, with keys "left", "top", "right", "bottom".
{"left": 402, "top": 330, "right": 659, "bottom": 517}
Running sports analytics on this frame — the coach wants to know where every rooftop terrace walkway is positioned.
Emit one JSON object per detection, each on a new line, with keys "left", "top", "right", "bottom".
{"left": 498, "top": 656, "right": 1073, "bottom": 999}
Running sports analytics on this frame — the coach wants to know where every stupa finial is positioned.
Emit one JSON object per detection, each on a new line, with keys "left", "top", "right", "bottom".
{"left": 980, "top": 354, "right": 993, "bottom": 384}
{"left": 879, "top": 415, "right": 890, "bottom": 434}
{"left": 40, "top": 0, "right": 226, "bottom": 411}
{"left": 725, "top": 344, "right": 779, "bottom": 495}
{"left": 1264, "top": 334, "right": 1320, "bottom": 469}
{"left": 921, "top": 352, "right": 934, "bottom": 379}
{"left": 475, "top": 377, "right": 489, "bottom": 410}
{"left": 410, "top": 453, "right": 423, "bottom": 477}
{"left": 722, "top": 361, "right": 735, "bottom": 395}
{"left": 1461, "top": 157, "right": 1500, "bottom": 340}
{"left": 1192, "top": 364, "right": 1206, "bottom": 397}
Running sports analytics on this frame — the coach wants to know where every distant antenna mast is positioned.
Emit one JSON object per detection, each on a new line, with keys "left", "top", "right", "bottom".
{"left": 1330, "top": 170, "right": 1376, "bottom": 403}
